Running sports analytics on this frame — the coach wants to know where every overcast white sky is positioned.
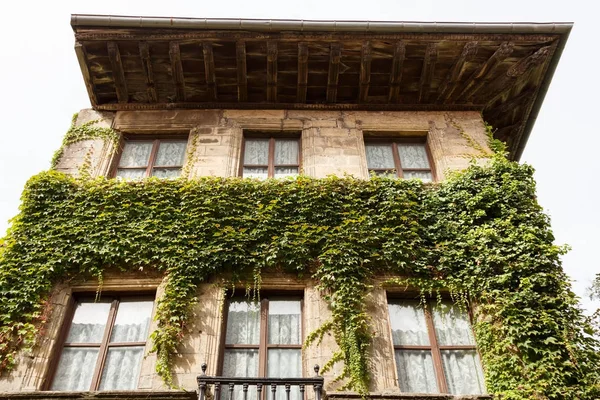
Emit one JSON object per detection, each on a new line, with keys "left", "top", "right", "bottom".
{"left": 0, "top": 0, "right": 598, "bottom": 313}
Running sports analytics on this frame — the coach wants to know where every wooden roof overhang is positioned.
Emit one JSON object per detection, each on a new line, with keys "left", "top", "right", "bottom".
{"left": 71, "top": 15, "right": 572, "bottom": 160}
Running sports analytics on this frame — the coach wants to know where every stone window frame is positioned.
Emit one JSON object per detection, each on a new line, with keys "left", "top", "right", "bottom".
{"left": 239, "top": 131, "right": 302, "bottom": 178}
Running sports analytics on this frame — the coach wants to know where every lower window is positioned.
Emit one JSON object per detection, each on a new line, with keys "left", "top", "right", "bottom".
{"left": 50, "top": 295, "right": 154, "bottom": 391}
{"left": 387, "top": 299, "right": 486, "bottom": 395}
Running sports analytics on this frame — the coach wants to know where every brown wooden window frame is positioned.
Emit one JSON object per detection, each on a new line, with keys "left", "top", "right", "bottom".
{"left": 364, "top": 138, "right": 436, "bottom": 181}
{"left": 387, "top": 296, "right": 481, "bottom": 394}
{"left": 218, "top": 294, "right": 305, "bottom": 379}
{"left": 240, "top": 132, "right": 302, "bottom": 178}
{"left": 46, "top": 294, "right": 155, "bottom": 391}
{"left": 112, "top": 134, "right": 189, "bottom": 178}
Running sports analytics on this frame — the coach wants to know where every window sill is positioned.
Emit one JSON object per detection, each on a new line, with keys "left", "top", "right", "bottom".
{"left": 326, "top": 392, "right": 492, "bottom": 400}
{"left": 0, "top": 391, "right": 196, "bottom": 400}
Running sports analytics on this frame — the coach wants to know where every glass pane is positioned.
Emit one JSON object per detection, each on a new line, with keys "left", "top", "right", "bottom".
{"left": 226, "top": 300, "right": 260, "bottom": 345}
{"left": 268, "top": 349, "right": 302, "bottom": 400}
{"left": 152, "top": 168, "right": 181, "bottom": 179}
{"left": 244, "top": 139, "right": 269, "bottom": 165}
{"left": 274, "top": 140, "right": 299, "bottom": 165}
{"left": 268, "top": 300, "right": 301, "bottom": 344}
{"left": 397, "top": 144, "right": 430, "bottom": 169}
{"left": 155, "top": 140, "right": 187, "bottom": 167}
{"left": 223, "top": 349, "right": 259, "bottom": 400}
{"left": 110, "top": 300, "right": 153, "bottom": 343}
{"left": 370, "top": 170, "right": 398, "bottom": 178}
{"left": 274, "top": 167, "right": 299, "bottom": 178}
{"left": 66, "top": 300, "right": 111, "bottom": 343}
{"left": 432, "top": 303, "right": 474, "bottom": 346}
{"left": 116, "top": 169, "right": 146, "bottom": 179}
{"left": 365, "top": 144, "right": 395, "bottom": 169}
{"left": 119, "top": 141, "right": 153, "bottom": 168}
{"left": 403, "top": 171, "right": 432, "bottom": 182}
{"left": 99, "top": 346, "right": 144, "bottom": 390}
{"left": 243, "top": 167, "right": 269, "bottom": 179}
{"left": 388, "top": 301, "right": 430, "bottom": 345}
{"left": 395, "top": 350, "right": 438, "bottom": 393}
{"left": 51, "top": 347, "right": 99, "bottom": 391}
{"left": 441, "top": 350, "right": 486, "bottom": 395}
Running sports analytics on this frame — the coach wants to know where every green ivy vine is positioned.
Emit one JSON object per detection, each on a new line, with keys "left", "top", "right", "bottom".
{"left": 0, "top": 138, "right": 598, "bottom": 398}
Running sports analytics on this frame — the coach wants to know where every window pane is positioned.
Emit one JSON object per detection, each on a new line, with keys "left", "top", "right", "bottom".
{"left": 243, "top": 167, "right": 269, "bottom": 179}
{"left": 110, "top": 300, "right": 153, "bottom": 343}
{"left": 268, "top": 349, "right": 302, "bottom": 400}
{"left": 268, "top": 300, "right": 301, "bottom": 345}
{"left": 395, "top": 350, "right": 438, "bottom": 393}
{"left": 152, "top": 168, "right": 181, "bottom": 179}
{"left": 116, "top": 169, "right": 146, "bottom": 179}
{"left": 119, "top": 142, "right": 153, "bottom": 168}
{"left": 397, "top": 144, "right": 430, "bottom": 169}
{"left": 274, "top": 140, "right": 299, "bottom": 165}
{"left": 244, "top": 139, "right": 269, "bottom": 165}
{"left": 441, "top": 350, "right": 486, "bottom": 395}
{"left": 223, "top": 349, "right": 259, "bottom": 400}
{"left": 365, "top": 144, "right": 395, "bottom": 169}
{"left": 226, "top": 300, "right": 260, "bottom": 345}
{"left": 51, "top": 348, "right": 99, "bottom": 391}
{"left": 66, "top": 301, "right": 111, "bottom": 343}
{"left": 432, "top": 303, "right": 475, "bottom": 346}
{"left": 403, "top": 171, "right": 432, "bottom": 182}
{"left": 388, "top": 301, "right": 430, "bottom": 345}
{"left": 99, "top": 346, "right": 144, "bottom": 390}
{"left": 274, "top": 167, "right": 299, "bottom": 178}
{"left": 155, "top": 140, "right": 187, "bottom": 167}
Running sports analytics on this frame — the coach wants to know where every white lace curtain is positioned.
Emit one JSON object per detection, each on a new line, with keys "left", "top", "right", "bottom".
{"left": 243, "top": 139, "right": 299, "bottom": 178}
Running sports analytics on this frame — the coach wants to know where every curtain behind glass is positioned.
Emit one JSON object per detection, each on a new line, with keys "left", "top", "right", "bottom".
{"left": 66, "top": 301, "right": 111, "bottom": 343}
{"left": 226, "top": 300, "right": 260, "bottom": 345}
{"left": 222, "top": 350, "right": 259, "bottom": 400}
{"left": 99, "top": 347, "right": 144, "bottom": 390}
{"left": 274, "top": 140, "right": 299, "bottom": 165}
{"left": 397, "top": 144, "right": 430, "bottom": 169}
{"left": 403, "top": 171, "right": 432, "bottom": 182}
{"left": 244, "top": 140, "right": 269, "bottom": 165}
{"left": 441, "top": 350, "right": 486, "bottom": 395}
{"left": 155, "top": 141, "right": 187, "bottom": 166}
{"left": 395, "top": 350, "right": 437, "bottom": 393}
{"left": 268, "top": 349, "right": 302, "bottom": 400}
{"left": 365, "top": 144, "right": 395, "bottom": 170}
{"left": 51, "top": 348, "right": 99, "bottom": 391}
{"left": 268, "top": 300, "right": 301, "bottom": 345}
{"left": 388, "top": 301, "right": 429, "bottom": 346}
{"left": 110, "top": 300, "right": 153, "bottom": 343}
{"left": 119, "top": 142, "right": 153, "bottom": 167}
{"left": 432, "top": 303, "right": 474, "bottom": 346}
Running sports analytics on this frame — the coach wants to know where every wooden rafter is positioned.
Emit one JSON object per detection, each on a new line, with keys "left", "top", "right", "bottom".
{"left": 74, "top": 41, "right": 98, "bottom": 107}
{"left": 107, "top": 42, "right": 128, "bottom": 103}
{"left": 203, "top": 42, "right": 217, "bottom": 101}
{"left": 297, "top": 43, "right": 309, "bottom": 103}
{"left": 267, "top": 41, "right": 278, "bottom": 102}
{"left": 139, "top": 42, "right": 157, "bottom": 103}
{"left": 326, "top": 43, "right": 342, "bottom": 103}
{"left": 168, "top": 42, "right": 186, "bottom": 102}
{"left": 436, "top": 41, "right": 478, "bottom": 104}
{"left": 359, "top": 41, "right": 372, "bottom": 103}
{"left": 418, "top": 43, "right": 437, "bottom": 103}
{"left": 484, "top": 88, "right": 535, "bottom": 122}
{"left": 236, "top": 41, "right": 248, "bottom": 102}
{"left": 454, "top": 42, "right": 514, "bottom": 102}
{"left": 388, "top": 41, "right": 406, "bottom": 103}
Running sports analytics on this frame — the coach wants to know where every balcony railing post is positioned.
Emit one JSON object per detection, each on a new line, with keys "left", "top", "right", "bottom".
{"left": 228, "top": 382, "right": 235, "bottom": 400}
{"left": 299, "top": 384, "right": 305, "bottom": 400}
{"left": 198, "top": 363, "right": 208, "bottom": 400}
{"left": 271, "top": 383, "right": 277, "bottom": 400}
{"left": 243, "top": 382, "right": 249, "bottom": 400}
{"left": 313, "top": 365, "right": 322, "bottom": 400}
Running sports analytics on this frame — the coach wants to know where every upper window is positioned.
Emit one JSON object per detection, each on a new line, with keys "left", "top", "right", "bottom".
{"left": 388, "top": 299, "right": 485, "bottom": 395}
{"left": 222, "top": 297, "right": 302, "bottom": 399}
{"left": 50, "top": 296, "right": 154, "bottom": 391}
{"left": 365, "top": 140, "right": 433, "bottom": 182}
{"left": 241, "top": 134, "right": 300, "bottom": 179}
{"left": 115, "top": 137, "right": 188, "bottom": 179}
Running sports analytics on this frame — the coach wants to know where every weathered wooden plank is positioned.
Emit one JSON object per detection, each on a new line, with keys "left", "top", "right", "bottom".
{"left": 436, "top": 41, "right": 478, "bottom": 103}
{"left": 418, "top": 43, "right": 437, "bottom": 103}
{"left": 74, "top": 41, "right": 98, "bottom": 107}
{"left": 388, "top": 41, "right": 406, "bottom": 103}
{"left": 359, "top": 41, "right": 372, "bottom": 103}
{"left": 297, "top": 43, "right": 309, "bottom": 103}
{"left": 203, "top": 42, "right": 218, "bottom": 101}
{"left": 485, "top": 88, "right": 535, "bottom": 122}
{"left": 139, "top": 42, "right": 158, "bottom": 103}
{"left": 267, "top": 41, "right": 278, "bottom": 102}
{"left": 326, "top": 43, "right": 342, "bottom": 103}
{"left": 169, "top": 42, "right": 186, "bottom": 102}
{"left": 107, "top": 42, "right": 128, "bottom": 103}
{"left": 236, "top": 41, "right": 248, "bottom": 102}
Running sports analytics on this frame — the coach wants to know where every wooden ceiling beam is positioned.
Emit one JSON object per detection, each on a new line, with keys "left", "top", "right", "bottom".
{"left": 454, "top": 41, "right": 514, "bottom": 102}
{"left": 139, "top": 42, "right": 157, "bottom": 103}
{"left": 203, "top": 42, "right": 218, "bottom": 101}
{"left": 267, "top": 41, "right": 278, "bottom": 102}
{"left": 388, "top": 41, "right": 406, "bottom": 103}
{"left": 436, "top": 41, "right": 478, "bottom": 104}
{"left": 359, "top": 41, "right": 372, "bottom": 103}
{"left": 327, "top": 43, "right": 342, "bottom": 103}
{"left": 297, "top": 43, "right": 309, "bottom": 103}
{"left": 236, "top": 41, "right": 248, "bottom": 102}
{"left": 74, "top": 41, "right": 98, "bottom": 107}
{"left": 418, "top": 43, "right": 437, "bottom": 103}
{"left": 169, "top": 42, "right": 186, "bottom": 102}
{"left": 107, "top": 41, "right": 128, "bottom": 103}
{"left": 484, "top": 88, "right": 535, "bottom": 122}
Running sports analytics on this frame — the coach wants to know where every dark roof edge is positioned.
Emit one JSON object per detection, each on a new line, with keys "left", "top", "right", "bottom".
{"left": 70, "top": 14, "right": 573, "bottom": 34}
